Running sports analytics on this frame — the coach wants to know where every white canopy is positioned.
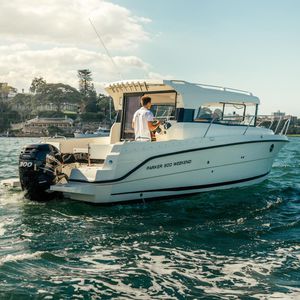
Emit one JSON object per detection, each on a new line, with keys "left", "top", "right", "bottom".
{"left": 105, "top": 79, "right": 260, "bottom": 110}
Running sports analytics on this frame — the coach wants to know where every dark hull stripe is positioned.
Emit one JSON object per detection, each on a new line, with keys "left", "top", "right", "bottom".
{"left": 111, "top": 172, "right": 270, "bottom": 195}
{"left": 69, "top": 139, "right": 287, "bottom": 184}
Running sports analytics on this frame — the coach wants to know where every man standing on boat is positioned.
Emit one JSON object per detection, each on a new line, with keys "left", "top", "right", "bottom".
{"left": 132, "top": 96, "right": 160, "bottom": 141}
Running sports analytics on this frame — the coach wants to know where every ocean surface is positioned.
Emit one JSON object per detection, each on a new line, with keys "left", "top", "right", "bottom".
{"left": 0, "top": 137, "right": 299, "bottom": 299}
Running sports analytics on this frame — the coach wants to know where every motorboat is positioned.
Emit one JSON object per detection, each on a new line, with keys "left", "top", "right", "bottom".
{"left": 17, "top": 79, "right": 290, "bottom": 204}
{"left": 74, "top": 127, "right": 111, "bottom": 138}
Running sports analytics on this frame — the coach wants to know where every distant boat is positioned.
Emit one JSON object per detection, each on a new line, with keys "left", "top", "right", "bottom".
{"left": 0, "top": 130, "right": 9, "bottom": 137}
{"left": 74, "top": 126, "right": 110, "bottom": 138}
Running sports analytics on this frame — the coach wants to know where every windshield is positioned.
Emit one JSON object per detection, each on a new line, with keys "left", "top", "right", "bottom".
{"left": 150, "top": 104, "right": 175, "bottom": 121}
{"left": 195, "top": 103, "right": 257, "bottom": 126}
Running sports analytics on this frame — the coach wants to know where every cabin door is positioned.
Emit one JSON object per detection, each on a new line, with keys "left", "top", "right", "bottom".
{"left": 121, "top": 94, "right": 141, "bottom": 140}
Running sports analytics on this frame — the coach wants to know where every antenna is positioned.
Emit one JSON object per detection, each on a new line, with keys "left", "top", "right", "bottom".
{"left": 89, "top": 18, "right": 123, "bottom": 80}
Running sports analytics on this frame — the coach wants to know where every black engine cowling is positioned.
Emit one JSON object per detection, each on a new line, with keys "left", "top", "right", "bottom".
{"left": 19, "top": 143, "right": 64, "bottom": 201}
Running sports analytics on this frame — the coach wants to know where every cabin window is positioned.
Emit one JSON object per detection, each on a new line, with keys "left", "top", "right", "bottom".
{"left": 223, "top": 103, "right": 245, "bottom": 123}
{"left": 194, "top": 104, "right": 223, "bottom": 122}
{"left": 244, "top": 104, "right": 257, "bottom": 126}
{"left": 223, "top": 103, "right": 257, "bottom": 125}
{"left": 150, "top": 104, "right": 175, "bottom": 121}
{"left": 195, "top": 103, "right": 257, "bottom": 126}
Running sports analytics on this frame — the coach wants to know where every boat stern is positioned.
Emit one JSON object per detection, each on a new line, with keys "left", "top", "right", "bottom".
{"left": 50, "top": 182, "right": 112, "bottom": 203}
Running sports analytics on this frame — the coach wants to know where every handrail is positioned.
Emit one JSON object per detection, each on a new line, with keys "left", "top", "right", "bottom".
{"left": 192, "top": 82, "right": 253, "bottom": 96}
{"left": 274, "top": 116, "right": 282, "bottom": 134}
{"left": 108, "top": 79, "right": 255, "bottom": 97}
{"left": 268, "top": 119, "right": 274, "bottom": 129}
{"left": 280, "top": 118, "right": 291, "bottom": 135}
{"left": 156, "top": 79, "right": 253, "bottom": 96}
{"left": 242, "top": 115, "right": 255, "bottom": 135}
{"left": 201, "top": 114, "right": 290, "bottom": 138}
{"left": 256, "top": 115, "right": 291, "bottom": 136}
{"left": 256, "top": 119, "right": 264, "bottom": 127}
{"left": 257, "top": 119, "right": 273, "bottom": 128}
{"left": 203, "top": 114, "right": 255, "bottom": 138}
{"left": 285, "top": 118, "right": 291, "bottom": 135}
{"left": 203, "top": 117, "right": 217, "bottom": 138}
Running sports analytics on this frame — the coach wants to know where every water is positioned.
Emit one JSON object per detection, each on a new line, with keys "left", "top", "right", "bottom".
{"left": 0, "top": 137, "right": 299, "bottom": 299}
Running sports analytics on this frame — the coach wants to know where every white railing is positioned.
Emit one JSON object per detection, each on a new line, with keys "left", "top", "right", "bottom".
{"left": 170, "top": 80, "right": 254, "bottom": 96}
{"left": 193, "top": 82, "right": 253, "bottom": 96}
{"left": 202, "top": 115, "right": 291, "bottom": 138}
{"left": 256, "top": 115, "right": 291, "bottom": 135}
{"left": 242, "top": 116, "right": 255, "bottom": 135}
{"left": 280, "top": 118, "right": 291, "bottom": 135}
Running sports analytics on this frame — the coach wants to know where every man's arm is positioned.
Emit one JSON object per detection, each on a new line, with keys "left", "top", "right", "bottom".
{"left": 146, "top": 110, "right": 160, "bottom": 131}
{"left": 148, "top": 121, "right": 160, "bottom": 131}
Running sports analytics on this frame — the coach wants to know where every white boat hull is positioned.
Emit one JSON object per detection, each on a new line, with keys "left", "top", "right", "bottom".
{"left": 18, "top": 79, "right": 290, "bottom": 205}
{"left": 51, "top": 136, "right": 287, "bottom": 204}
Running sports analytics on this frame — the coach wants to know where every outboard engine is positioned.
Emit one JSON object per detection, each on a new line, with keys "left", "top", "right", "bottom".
{"left": 19, "top": 144, "right": 64, "bottom": 201}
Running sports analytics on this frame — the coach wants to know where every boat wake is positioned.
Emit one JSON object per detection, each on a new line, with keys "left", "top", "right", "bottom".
{"left": 0, "top": 137, "right": 299, "bottom": 299}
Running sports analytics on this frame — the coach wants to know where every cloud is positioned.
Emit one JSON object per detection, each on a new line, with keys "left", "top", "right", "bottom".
{"left": 0, "top": 1, "right": 170, "bottom": 92}
{"left": 147, "top": 71, "right": 173, "bottom": 80}
{"left": 0, "top": 0, "right": 150, "bottom": 49}
{"left": 0, "top": 45, "right": 153, "bottom": 91}
{"left": 0, "top": 43, "right": 29, "bottom": 52}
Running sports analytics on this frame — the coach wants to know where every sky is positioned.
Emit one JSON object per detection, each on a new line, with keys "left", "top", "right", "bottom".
{"left": 0, "top": 0, "right": 299, "bottom": 116}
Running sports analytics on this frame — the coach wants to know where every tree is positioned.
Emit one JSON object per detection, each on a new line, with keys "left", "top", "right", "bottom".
{"left": 35, "top": 83, "right": 81, "bottom": 112}
{"left": 30, "top": 77, "right": 46, "bottom": 94}
{"left": 78, "top": 69, "right": 99, "bottom": 113}
{"left": 0, "top": 83, "right": 17, "bottom": 101}
{"left": 78, "top": 69, "right": 94, "bottom": 98}
{"left": 85, "top": 97, "right": 97, "bottom": 112}
{"left": 10, "top": 93, "right": 35, "bottom": 120}
{"left": 0, "top": 108, "right": 11, "bottom": 132}
{"left": 0, "top": 100, "right": 9, "bottom": 113}
{"left": 0, "top": 100, "right": 21, "bottom": 132}
{"left": 47, "top": 125, "right": 65, "bottom": 136}
{"left": 97, "top": 94, "right": 115, "bottom": 123}
{"left": 84, "top": 89, "right": 99, "bottom": 113}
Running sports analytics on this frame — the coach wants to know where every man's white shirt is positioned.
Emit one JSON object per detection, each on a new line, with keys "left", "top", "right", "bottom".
{"left": 132, "top": 107, "right": 154, "bottom": 141}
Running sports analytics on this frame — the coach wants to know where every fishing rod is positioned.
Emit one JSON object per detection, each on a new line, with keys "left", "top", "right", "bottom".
{"left": 88, "top": 17, "right": 123, "bottom": 81}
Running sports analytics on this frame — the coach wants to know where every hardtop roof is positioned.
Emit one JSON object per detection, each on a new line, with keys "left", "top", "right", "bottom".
{"left": 105, "top": 79, "right": 260, "bottom": 110}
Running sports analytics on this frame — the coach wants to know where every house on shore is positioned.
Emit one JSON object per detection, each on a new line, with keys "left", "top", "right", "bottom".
{"left": 23, "top": 116, "right": 74, "bottom": 135}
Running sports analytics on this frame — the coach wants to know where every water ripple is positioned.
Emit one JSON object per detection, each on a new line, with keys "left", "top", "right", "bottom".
{"left": 0, "top": 137, "right": 299, "bottom": 299}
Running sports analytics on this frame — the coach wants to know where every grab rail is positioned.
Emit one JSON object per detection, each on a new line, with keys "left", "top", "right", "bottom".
{"left": 202, "top": 114, "right": 291, "bottom": 138}
{"left": 192, "top": 82, "right": 253, "bottom": 96}
{"left": 242, "top": 116, "right": 255, "bottom": 135}
{"left": 274, "top": 116, "right": 282, "bottom": 134}
{"left": 268, "top": 119, "right": 274, "bottom": 130}
{"left": 256, "top": 115, "right": 291, "bottom": 135}
{"left": 280, "top": 118, "right": 291, "bottom": 135}
{"left": 203, "top": 117, "right": 217, "bottom": 138}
